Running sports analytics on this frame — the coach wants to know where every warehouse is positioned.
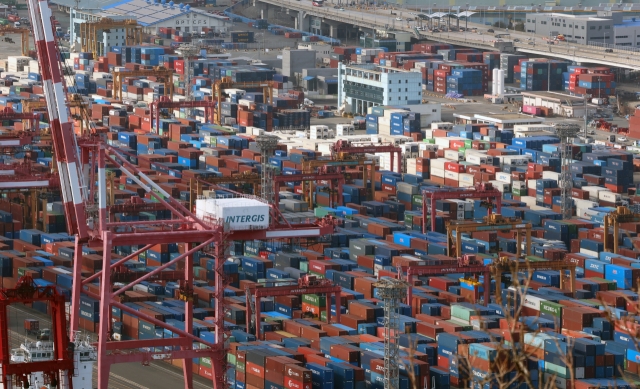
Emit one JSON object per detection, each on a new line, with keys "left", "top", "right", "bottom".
{"left": 521, "top": 91, "right": 588, "bottom": 118}
{"left": 454, "top": 112, "right": 546, "bottom": 129}
{"left": 69, "top": 0, "right": 230, "bottom": 51}
{"left": 337, "top": 63, "right": 422, "bottom": 115}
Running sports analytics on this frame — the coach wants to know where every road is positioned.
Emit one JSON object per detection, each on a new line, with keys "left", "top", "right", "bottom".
{"left": 7, "top": 304, "right": 214, "bottom": 389}
{"left": 258, "top": 0, "right": 640, "bottom": 69}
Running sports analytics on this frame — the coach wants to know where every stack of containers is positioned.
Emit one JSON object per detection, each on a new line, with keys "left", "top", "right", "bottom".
{"left": 519, "top": 60, "right": 569, "bottom": 91}
{"left": 446, "top": 68, "right": 483, "bottom": 96}
{"left": 500, "top": 53, "right": 527, "bottom": 83}
{"left": 483, "top": 52, "right": 500, "bottom": 78}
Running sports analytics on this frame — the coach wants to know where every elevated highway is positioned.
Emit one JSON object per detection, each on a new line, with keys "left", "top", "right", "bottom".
{"left": 254, "top": 0, "right": 640, "bottom": 70}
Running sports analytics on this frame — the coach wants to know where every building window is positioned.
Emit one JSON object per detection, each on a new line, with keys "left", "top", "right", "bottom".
{"left": 398, "top": 97, "right": 401, "bottom": 100}
{"left": 605, "top": 25, "right": 610, "bottom": 29}
{"left": 582, "top": 26, "right": 585, "bottom": 29}
{"left": 615, "top": 35, "right": 628, "bottom": 39}
{"left": 432, "top": 109, "right": 437, "bottom": 112}
{"left": 405, "top": 88, "right": 408, "bottom": 92}
{"left": 589, "top": 26, "right": 594, "bottom": 30}
{"left": 405, "top": 96, "right": 408, "bottom": 100}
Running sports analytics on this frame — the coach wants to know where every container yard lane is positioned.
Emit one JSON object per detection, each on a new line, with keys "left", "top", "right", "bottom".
{"left": 5, "top": 304, "right": 212, "bottom": 389}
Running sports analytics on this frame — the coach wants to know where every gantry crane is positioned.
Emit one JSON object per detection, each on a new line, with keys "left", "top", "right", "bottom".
{"left": 22, "top": 100, "right": 47, "bottom": 131}
{"left": 302, "top": 157, "right": 373, "bottom": 204}
{"left": 491, "top": 256, "right": 577, "bottom": 302}
{"left": 331, "top": 139, "right": 402, "bottom": 173}
{"left": 422, "top": 182, "right": 503, "bottom": 233}
{"left": 245, "top": 275, "right": 341, "bottom": 340}
{"left": 0, "top": 26, "right": 31, "bottom": 55}
{"left": 150, "top": 95, "right": 217, "bottom": 132}
{"left": 273, "top": 169, "right": 345, "bottom": 210}
{"left": 112, "top": 66, "right": 174, "bottom": 101}
{"left": 0, "top": 107, "right": 39, "bottom": 134}
{"left": 79, "top": 18, "right": 142, "bottom": 58}
{"left": 188, "top": 172, "right": 262, "bottom": 210}
{"left": 29, "top": 4, "right": 339, "bottom": 388}
{"left": 398, "top": 254, "right": 491, "bottom": 305}
{"left": 213, "top": 77, "right": 275, "bottom": 125}
{"left": 0, "top": 162, "right": 59, "bottom": 190}
{"left": 603, "top": 206, "right": 640, "bottom": 254}
{"left": 0, "top": 276, "right": 74, "bottom": 387}
{"left": 447, "top": 214, "right": 532, "bottom": 258}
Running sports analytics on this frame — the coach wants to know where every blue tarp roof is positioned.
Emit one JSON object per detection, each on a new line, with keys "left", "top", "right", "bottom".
{"left": 303, "top": 76, "right": 316, "bottom": 81}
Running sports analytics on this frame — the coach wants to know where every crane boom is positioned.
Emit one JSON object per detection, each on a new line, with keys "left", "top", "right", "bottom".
{"left": 28, "top": 0, "right": 89, "bottom": 239}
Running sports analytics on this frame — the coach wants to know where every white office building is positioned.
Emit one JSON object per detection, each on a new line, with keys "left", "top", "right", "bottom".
{"left": 338, "top": 63, "right": 422, "bottom": 115}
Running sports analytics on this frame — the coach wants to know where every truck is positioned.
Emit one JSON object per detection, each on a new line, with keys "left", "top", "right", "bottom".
{"left": 7, "top": 14, "right": 20, "bottom": 23}
{"left": 24, "top": 319, "right": 50, "bottom": 340}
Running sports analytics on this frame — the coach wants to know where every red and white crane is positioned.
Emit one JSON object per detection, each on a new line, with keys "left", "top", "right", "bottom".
{"left": 26, "top": 2, "right": 339, "bottom": 389}
{"left": 28, "top": 0, "right": 89, "bottom": 239}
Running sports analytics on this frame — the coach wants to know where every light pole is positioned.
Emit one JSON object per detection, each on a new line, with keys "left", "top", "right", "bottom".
{"left": 465, "top": 3, "right": 469, "bottom": 31}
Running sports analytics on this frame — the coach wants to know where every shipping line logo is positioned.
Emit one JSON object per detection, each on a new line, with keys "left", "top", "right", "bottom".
{"left": 225, "top": 215, "right": 266, "bottom": 223}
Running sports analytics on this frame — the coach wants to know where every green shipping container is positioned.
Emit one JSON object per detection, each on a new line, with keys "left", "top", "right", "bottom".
{"left": 302, "top": 294, "right": 326, "bottom": 307}
{"left": 412, "top": 194, "right": 423, "bottom": 207}
{"left": 539, "top": 301, "right": 562, "bottom": 318}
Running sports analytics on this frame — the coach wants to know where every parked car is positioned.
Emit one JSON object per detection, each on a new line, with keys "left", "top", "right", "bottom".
{"left": 605, "top": 48, "right": 613, "bottom": 53}
{"left": 487, "top": 28, "right": 494, "bottom": 33}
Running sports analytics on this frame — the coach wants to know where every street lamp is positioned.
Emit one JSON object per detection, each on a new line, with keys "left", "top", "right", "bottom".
{"left": 465, "top": 3, "right": 469, "bottom": 31}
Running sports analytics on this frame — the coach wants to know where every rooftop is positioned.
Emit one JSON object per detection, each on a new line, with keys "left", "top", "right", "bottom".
{"left": 521, "top": 91, "right": 585, "bottom": 105}
{"left": 103, "top": 0, "right": 221, "bottom": 26}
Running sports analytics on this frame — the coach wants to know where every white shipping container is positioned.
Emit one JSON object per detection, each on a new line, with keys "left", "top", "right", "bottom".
{"left": 574, "top": 199, "right": 598, "bottom": 209}
{"left": 512, "top": 180, "right": 526, "bottom": 190}
{"left": 431, "top": 122, "right": 453, "bottom": 130}
{"left": 599, "top": 191, "right": 621, "bottom": 202}
{"left": 417, "top": 144, "right": 437, "bottom": 153}
{"left": 580, "top": 248, "right": 599, "bottom": 257}
{"left": 520, "top": 196, "right": 537, "bottom": 207}
{"left": 423, "top": 129, "right": 434, "bottom": 139}
{"left": 336, "top": 124, "right": 355, "bottom": 136}
{"left": 434, "top": 137, "right": 451, "bottom": 149}
{"left": 466, "top": 154, "right": 488, "bottom": 165}
{"left": 523, "top": 294, "right": 544, "bottom": 311}
{"left": 444, "top": 149, "right": 462, "bottom": 161}
{"left": 542, "top": 171, "right": 561, "bottom": 181}
{"left": 448, "top": 199, "right": 466, "bottom": 210}
{"left": 581, "top": 186, "right": 606, "bottom": 197}
{"left": 430, "top": 167, "right": 445, "bottom": 178}
{"left": 430, "top": 158, "right": 446, "bottom": 170}
{"left": 459, "top": 174, "right": 474, "bottom": 186}
{"left": 195, "top": 198, "right": 270, "bottom": 231}
{"left": 527, "top": 180, "right": 537, "bottom": 190}
{"left": 444, "top": 170, "right": 459, "bottom": 181}
{"left": 489, "top": 181, "right": 510, "bottom": 193}
{"left": 495, "top": 172, "right": 511, "bottom": 184}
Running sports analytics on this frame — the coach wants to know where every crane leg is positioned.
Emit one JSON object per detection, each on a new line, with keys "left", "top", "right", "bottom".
{"left": 182, "top": 242, "right": 194, "bottom": 389}
{"left": 97, "top": 231, "right": 114, "bottom": 389}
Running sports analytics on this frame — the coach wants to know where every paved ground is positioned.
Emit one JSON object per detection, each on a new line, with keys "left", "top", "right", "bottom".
{"left": 7, "top": 303, "right": 214, "bottom": 389}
